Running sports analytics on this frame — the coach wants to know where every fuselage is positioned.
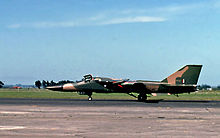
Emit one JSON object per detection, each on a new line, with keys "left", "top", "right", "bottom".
{"left": 48, "top": 77, "right": 197, "bottom": 94}
{"left": 46, "top": 65, "right": 202, "bottom": 101}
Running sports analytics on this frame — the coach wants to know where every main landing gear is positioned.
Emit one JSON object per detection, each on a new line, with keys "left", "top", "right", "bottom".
{"left": 127, "top": 93, "right": 147, "bottom": 102}
{"left": 138, "top": 93, "right": 147, "bottom": 102}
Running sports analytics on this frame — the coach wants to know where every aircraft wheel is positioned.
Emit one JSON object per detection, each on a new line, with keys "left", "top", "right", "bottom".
{"left": 138, "top": 94, "right": 147, "bottom": 102}
{"left": 142, "top": 94, "right": 147, "bottom": 101}
{"left": 87, "top": 92, "right": 93, "bottom": 101}
{"left": 88, "top": 97, "right": 92, "bottom": 101}
{"left": 138, "top": 95, "right": 142, "bottom": 102}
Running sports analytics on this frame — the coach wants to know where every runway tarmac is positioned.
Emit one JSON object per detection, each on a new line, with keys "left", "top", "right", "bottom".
{"left": 1, "top": 98, "right": 220, "bottom": 108}
{"left": 0, "top": 98, "right": 219, "bottom": 137}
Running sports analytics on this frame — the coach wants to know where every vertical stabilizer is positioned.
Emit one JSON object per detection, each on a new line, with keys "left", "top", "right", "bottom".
{"left": 162, "top": 65, "right": 202, "bottom": 85}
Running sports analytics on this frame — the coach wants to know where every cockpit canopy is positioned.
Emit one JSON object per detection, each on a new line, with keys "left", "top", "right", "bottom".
{"left": 82, "top": 74, "right": 129, "bottom": 83}
{"left": 83, "top": 74, "right": 93, "bottom": 82}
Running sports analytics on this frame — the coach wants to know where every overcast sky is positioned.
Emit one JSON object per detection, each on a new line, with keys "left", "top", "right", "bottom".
{"left": 1, "top": 0, "right": 220, "bottom": 85}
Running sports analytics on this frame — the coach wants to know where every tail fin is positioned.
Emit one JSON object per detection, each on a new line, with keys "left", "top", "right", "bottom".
{"left": 162, "top": 65, "right": 202, "bottom": 85}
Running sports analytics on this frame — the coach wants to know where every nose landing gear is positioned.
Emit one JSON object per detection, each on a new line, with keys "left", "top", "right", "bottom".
{"left": 88, "top": 97, "right": 92, "bottom": 101}
{"left": 87, "top": 92, "right": 93, "bottom": 101}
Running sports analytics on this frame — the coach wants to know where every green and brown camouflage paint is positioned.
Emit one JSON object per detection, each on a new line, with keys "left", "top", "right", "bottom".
{"left": 47, "top": 65, "right": 202, "bottom": 100}
{"left": 162, "top": 65, "right": 202, "bottom": 85}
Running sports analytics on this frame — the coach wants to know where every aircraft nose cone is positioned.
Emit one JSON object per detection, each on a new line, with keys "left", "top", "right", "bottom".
{"left": 46, "top": 85, "right": 63, "bottom": 91}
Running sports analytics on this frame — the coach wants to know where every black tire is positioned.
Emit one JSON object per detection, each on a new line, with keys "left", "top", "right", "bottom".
{"left": 88, "top": 97, "right": 92, "bottom": 101}
{"left": 138, "top": 95, "right": 142, "bottom": 102}
{"left": 142, "top": 94, "right": 147, "bottom": 101}
{"left": 138, "top": 93, "right": 147, "bottom": 102}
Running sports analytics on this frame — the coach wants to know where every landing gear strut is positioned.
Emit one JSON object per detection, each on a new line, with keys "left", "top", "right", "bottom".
{"left": 88, "top": 97, "right": 92, "bottom": 101}
{"left": 138, "top": 93, "right": 147, "bottom": 102}
{"left": 87, "top": 92, "right": 93, "bottom": 101}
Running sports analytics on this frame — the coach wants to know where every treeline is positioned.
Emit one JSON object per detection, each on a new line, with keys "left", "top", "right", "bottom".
{"left": 35, "top": 80, "right": 74, "bottom": 89}
{"left": 198, "top": 84, "right": 220, "bottom": 90}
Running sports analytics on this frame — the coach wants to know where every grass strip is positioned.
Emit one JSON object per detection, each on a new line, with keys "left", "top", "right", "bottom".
{"left": 0, "top": 89, "right": 219, "bottom": 101}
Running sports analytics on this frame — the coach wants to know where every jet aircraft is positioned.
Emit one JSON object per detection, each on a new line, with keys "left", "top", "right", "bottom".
{"left": 47, "top": 65, "right": 202, "bottom": 101}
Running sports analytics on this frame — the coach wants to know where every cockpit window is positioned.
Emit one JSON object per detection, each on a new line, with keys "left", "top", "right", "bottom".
{"left": 83, "top": 74, "right": 93, "bottom": 82}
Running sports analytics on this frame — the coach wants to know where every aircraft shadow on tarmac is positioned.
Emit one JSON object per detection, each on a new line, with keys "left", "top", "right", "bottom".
{"left": 39, "top": 98, "right": 220, "bottom": 103}
{"left": 81, "top": 99, "right": 217, "bottom": 103}
{"left": 92, "top": 99, "right": 219, "bottom": 103}
{"left": 146, "top": 99, "right": 220, "bottom": 103}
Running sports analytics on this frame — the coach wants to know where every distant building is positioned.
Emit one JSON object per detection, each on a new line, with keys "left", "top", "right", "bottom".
{"left": 13, "top": 86, "right": 22, "bottom": 89}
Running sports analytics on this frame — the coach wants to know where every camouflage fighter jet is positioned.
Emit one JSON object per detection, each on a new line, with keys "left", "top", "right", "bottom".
{"left": 47, "top": 65, "right": 202, "bottom": 101}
